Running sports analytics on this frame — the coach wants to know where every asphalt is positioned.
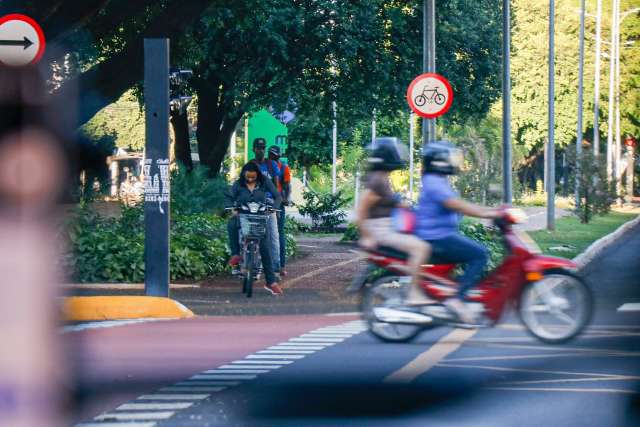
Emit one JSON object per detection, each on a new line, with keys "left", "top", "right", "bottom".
{"left": 68, "top": 221, "right": 640, "bottom": 427}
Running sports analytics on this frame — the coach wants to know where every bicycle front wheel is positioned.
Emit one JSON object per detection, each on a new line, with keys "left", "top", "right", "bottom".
{"left": 434, "top": 93, "right": 446, "bottom": 105}
{"left": 414, "top": 95, "right": 426, "bottom": 107}
{"left": 244, "top": 244, "right": 255, "bottom": 298}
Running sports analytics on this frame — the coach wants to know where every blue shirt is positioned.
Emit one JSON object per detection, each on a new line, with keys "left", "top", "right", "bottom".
{"left": 253, "top": 159, "right": 281, "bottom": 203}
{"left": 415, "top": 173, "right": 460, "bottom": 240}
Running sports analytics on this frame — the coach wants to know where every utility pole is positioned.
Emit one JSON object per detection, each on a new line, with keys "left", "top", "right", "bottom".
{"left": 423, "top": 0, "right": 436, "bottom": 145}
{"left": 409, "top": 112, "right": 415, "bottom": 200}
{"left": 502, "top": 0, "right": 512, "bottom": 204}
{"left": 606, "top": 0, "right": 618, "bottom": 181}
{"left": 547, "top": 0, "right": 556, "bottom": 231}
{"left": 576, "top": 0, "right": 586, "bottom": 208}
{"left": 332, "top": 100, "right": 337, "bottom": 194}
{"left": 593, "top": 0, "right": 603, "bottom": 156}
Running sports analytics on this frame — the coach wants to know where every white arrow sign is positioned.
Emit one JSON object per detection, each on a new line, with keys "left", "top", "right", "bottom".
{"left": 0, "top": 14, "right": 45, "bottom": 67}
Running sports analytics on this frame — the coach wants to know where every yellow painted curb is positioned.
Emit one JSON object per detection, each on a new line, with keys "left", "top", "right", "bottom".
{"left": 63, "top": 296, "right": 195, "bottom": 322}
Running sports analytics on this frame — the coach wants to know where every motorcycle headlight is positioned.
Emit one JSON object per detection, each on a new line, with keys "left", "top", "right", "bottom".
{"left": 247, "top": 202, "right": 260, "bottom": 213}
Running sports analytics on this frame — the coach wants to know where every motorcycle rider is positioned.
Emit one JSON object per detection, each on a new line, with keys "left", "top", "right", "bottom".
{"left": 416, "top": 140, "right": 500, "bottom": 323}
{"left": 356, "top": 137, "right": 433, "bottom": 305}
{"left": 225, "top": 161, "right": 283, "bottom": 296}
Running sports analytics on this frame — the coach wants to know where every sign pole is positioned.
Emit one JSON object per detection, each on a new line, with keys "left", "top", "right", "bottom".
{"left": 593, "top": 0, "right": 603, "bottom": 156}
{"left": 144, "top": 38, "right": 170, "bottom": 297}
{"left": 502, "top": 0, "right": 512, "bottom": 204}
{"left": 576, "top": 0, "right": 585, "bottom": 208}
{"left": 409, "top": 112, "right": 415, "bottom": 200}
{"left": 332, "top": 100, "right": 337, "bottom": 194}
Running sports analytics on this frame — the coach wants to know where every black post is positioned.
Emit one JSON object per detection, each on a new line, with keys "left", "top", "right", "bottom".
{"left": 144, "top": 39, "right": 170, "bottom": 297}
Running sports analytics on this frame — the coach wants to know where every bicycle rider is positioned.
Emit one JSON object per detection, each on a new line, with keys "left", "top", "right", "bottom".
{"left": 415, "top": 141, "right": 500, "bottom": 323}
{"left": 225, "top": 162, "right": 284, "bottom": 296}
{"left": 356, "top": 137, "right": 433, "bottom": 305}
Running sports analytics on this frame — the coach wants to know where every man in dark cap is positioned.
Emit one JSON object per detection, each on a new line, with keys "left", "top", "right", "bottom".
{"left": 268, "top": 145, "right": 291, "bottom": 275}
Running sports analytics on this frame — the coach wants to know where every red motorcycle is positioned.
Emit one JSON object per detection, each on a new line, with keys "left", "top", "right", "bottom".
{"left": 350, "top": 208, "right": 593, "bottom": 344}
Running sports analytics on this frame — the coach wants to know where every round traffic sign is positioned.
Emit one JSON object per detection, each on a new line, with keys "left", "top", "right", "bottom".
{"left": 0, "top": 14, "right": 46, "bottom": 67}
{"left": 406, "top": 73, "right": 453, "bottom": 119}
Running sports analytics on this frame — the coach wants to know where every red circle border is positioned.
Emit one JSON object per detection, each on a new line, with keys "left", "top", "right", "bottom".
{"left": 406, "top": 73, "right": 454, "bottom": 119}
{"left": 0, "top": 13, "right": 46, "bottom": 66}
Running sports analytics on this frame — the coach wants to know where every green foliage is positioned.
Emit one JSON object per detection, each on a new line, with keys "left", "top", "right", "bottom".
{"left": 570, "top": 150, "right": 617, "bottom": 223}
{"left": 171, "top": 165, "right": 228, "bottom": 216}
{"left": 340, "top": 222, "right": 360, "bottom": 243}
{"left": 285, "top": 215, "right": 310, "bottom": 234}
{"left": 298, "top": 190, "right": 350, "bottom": 231}
{"left": 63, "top": 204, "right": 299, "bottom": 283}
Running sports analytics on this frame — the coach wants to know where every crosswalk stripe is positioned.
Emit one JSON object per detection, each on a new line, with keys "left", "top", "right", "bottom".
{"left": 190, "top": 374, "right": 256, "bottom": 380}
{"left": 160, "top": 387, "right": 226, "bottom": 393}
{"left": 219, "top": 364, "right": 282, "bottom": 369}
{"left": 137, "top": 394, "right": 209, "bottom": 400}
{"left": 289, "top": 338, "right": 345, "bottom": 342}
{"left": 77, "top": 423, "right": 157, "bottom": 427}
{"left": 232, "top": 360, "right": 293, "bottom": 364}
{"left": 203, "top": 369, "right": 270, "bottom": 374}
{"left": 175, "top": 381, "right": 239, "bottom": 386}
{"left": 246, "top": 354, "right": 305, "bottom": 360}
{"left": 617, "top": 303, "right": 640, "bottom": 312}
{"left": 277, "top": 342, "right": 335, "bottom": 347}
{"left": 257, "top": 350, "right": 315, "bottom": 354}
{"left": 94, "top": 412, "right": 174, "bottom": 421}
{"left": 117, "top": 402, "right": 193, "bottom": 411}
{"left": 268, "top": 346, "right": 325, "bottom": 351}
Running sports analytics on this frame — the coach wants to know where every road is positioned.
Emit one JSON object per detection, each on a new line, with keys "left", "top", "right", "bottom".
{"left": 68, "top": 223, "right": 640, "bottom": 427}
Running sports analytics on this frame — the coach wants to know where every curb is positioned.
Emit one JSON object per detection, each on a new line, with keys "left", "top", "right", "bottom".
{"left": 63, "top": 296, "right": 195, "bottom": 322}
{"left": 573, "top": 214, "right": 640, "bottom": 268}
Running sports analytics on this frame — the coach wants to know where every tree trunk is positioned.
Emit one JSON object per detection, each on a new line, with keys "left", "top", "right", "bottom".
{"left": 170, "top": 108, "right": 193, "bottom": 170}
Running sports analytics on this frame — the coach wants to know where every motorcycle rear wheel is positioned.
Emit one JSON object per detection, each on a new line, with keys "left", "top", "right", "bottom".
{"left": 519, "top": 269, "right": 592, "bottom": 344}
{"left": 362, "top": 275, "right": 424, "bottom": 343}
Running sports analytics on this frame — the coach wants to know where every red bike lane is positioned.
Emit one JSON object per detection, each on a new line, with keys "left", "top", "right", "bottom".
{"left": 65, "top": 314, "right": 358, "bottom": 424}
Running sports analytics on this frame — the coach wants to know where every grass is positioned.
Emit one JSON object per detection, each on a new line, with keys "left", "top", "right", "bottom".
{"left": 528, "top": 211, "right": 637, "bottom": 259}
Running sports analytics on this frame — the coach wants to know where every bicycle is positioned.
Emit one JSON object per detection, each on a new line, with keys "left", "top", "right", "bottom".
{"left": 414, "top": 86, "right": 446, "bottom": 107}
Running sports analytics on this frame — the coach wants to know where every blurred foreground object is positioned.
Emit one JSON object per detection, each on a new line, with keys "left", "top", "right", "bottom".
{"left": 0, "top": 65, "right": 67, "bottom": 427}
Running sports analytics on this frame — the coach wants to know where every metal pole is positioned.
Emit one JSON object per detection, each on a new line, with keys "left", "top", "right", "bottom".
{"left": 143, "top": 38, "right": 170, "bottom": 297}
{"left": 422, "top": 0, "right": 436, "bottom": 145}
{"left": 547, "top": 0, "right": 556, "bottom": 231}
{"left": 230, "top": 131, "right": 237, "bottom": 179}
{"left": 502, "top": 0, "right": 512, "bottom": 204}
{"left": 627, "top": 144, "right": 634, "bottom": 202}
{"left": 244, "top": 115, "right": 248, "bottom": 163}
{"left": 593, "top": 0, "right": 602, "bottom": 156}
{"left": 576, "top": 0, "right": 585, "bottom": 207}
{"left": 355, "top": 169, "right": 360, "bottom": 208}
{"left": 332, "top": 100, "right": 337, "bottom": 194}
{"left": 606, "top": 0, "right": 618, "bottom": 181}
{"left": 372, "top": 109, "right": 376, "bottom": 146}
{"left": 409, "top": 112, "right": 415, "bottom": 200}
{"left": 614, "top": 1, "right": 622, "bottom": 201}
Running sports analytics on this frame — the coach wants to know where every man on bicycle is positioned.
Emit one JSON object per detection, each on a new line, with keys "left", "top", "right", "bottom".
{"left": 415, "top": 141, "right": 500, "bottom": 323}
{"left": 226, "top": 162, "right": 283, "bottom": 296}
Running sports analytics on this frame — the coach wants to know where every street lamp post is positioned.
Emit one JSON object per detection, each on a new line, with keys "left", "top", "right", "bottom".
{"left": 502, "top": 0, "right": 513, "bottom": 204}
{"left": 593, "top": 0, "right": 603, "bottom": 156}
{"left": 606, "top": 0, "right": 618, "bottom": 182}
{"left": 332, "top": 100, "right": 337, "bottom": 194}
{"left": 575, "top": 0, "right": 585, "bottom": 208}
{"left": 547, "top": 0, "right": 556, "bottom": 231}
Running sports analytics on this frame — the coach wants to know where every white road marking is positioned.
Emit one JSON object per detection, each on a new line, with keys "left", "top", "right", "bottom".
{"left": 617, "top": 303, "right": 640, "bottom": 312}
{"left": 257, "top": 350, "right": 315, "bottom": 354}
{"left": 268, "top": 346, "right": 325, "bottom": 351}
{"left": 300, "top": 334, "right": 353, "bottom": 338}
{"left": 175, "top": 381, "right": 239, "bottom": 386}
{"left": 286, "top": 256, "right": 363, "bottom": 287}
{"left": 436, "top": 363, "right": 627, "bottom": 378}
{"left": 246, "top": 354, "right": 305, "bottom": 360}
{"left": 138, "top": 394, "right": 209, "bottom": 400}
{"left": 289, "top": 337, "right": 345, "bottom": 343}
{"left": 443, "top": 352, "right": 587, "bottom": 363}
{"left": 325, "top": 312, "right": 362, "bottom": 316}
{"left": 219, "top": 364, "right": 282, "bottom": 369}
{"left": 62, "top": 318, "right": 174, "bottom": 333}
{"left": 190, "top": 374, "right": 257, "bottom": 380}
{"left": 385, "top": 328, "right": 477, "bottom": 384}
{"left": 160, "top": 387, "right": 226, "bottom": 392}
{"left": 117, "top": 402, "right": 193, "bottom": 411}
{"left": 498, "top": 375, "right": 640, "bottom": 385}
{"left": 487, "top": 387, "right": 637, "bottom": 394}
{"left": 203, "top": 369, "right": 270, "bottom": 374}
{"left": 78, "top": 423, "right": 157, "bottom": 427}
{"left": 276, "top": 341, "right": 335, "bottom": 347}
{"left": 232, "top": 359, "right": 293, "bottom": 364}
{"left": 95, "top": 412, "right": 174, "bottom": 421}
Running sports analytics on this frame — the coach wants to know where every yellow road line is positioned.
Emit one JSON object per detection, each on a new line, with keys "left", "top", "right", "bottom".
{"left": 285, "top": 255, "right": 363, "bottom": 288}
{"left": 384, "top": 328, "right": 477, "bottom": 384}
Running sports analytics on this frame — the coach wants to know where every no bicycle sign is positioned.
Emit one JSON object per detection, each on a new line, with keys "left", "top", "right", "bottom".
{"left": 406, "top": 73, "right": 453, "bottom": 119}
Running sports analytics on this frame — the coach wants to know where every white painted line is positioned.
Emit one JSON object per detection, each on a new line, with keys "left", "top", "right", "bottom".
{"left": 277, "top": 341, "right": 335, "bottom": 347}
{"left": 117, "top": 402, "right": 193, "bottom": 411}
{"left": 62, "top": 318, "right": 174, "bottom": 333}
{"left": 160, "top": 387, "right": 226, "bottom": 393}
{"left": 257, "top": 350, "right": 315, "bottom": 354}
{"left": 300, "top": 334, "right": 353, "bottom": 338}
{"left": 486, "top": 387, "right": 637, "bottom": 394}
{"left": 246, "top": 354, "right": 305, "bottom": 360}
{"left": 190, "top": 374, "right": 256, "bottom": 380}
{"left": 325, "top": 312, "right": 361, "bottom": 316}
{"left": 617, "top": 303, "right": 640, "bottom": 312}
{"left": 176, "top": 381, "right": 240, "bottom": 386}
{"left": 203, "top": 369, "right": 270, "bottom": 374}
{"left": 268, "top": 346, "right": 325, "bottom": 351}
{"left": 138, "top": 394, "right": 209, "bottom": 400}
{"left": 95, "top": 412, "right": 174, "bottom": 421}
{"left": 289, "top": 338, "right": 345, "bottom": 343}
{"left": 219, "top": 364, "right": 282, "bottom": 370}
{"left": 78, "top": 423, "right": 157, "bottom": 427}
{"left": 232, "top": 360, "right": 293, "bottom": 365}
{"left": 385, "top": 328, "right": 477, "bottom": 384}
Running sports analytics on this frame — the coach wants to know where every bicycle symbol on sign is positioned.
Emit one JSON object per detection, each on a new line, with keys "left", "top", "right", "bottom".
{"left": 414, "top": 85, "right": 446, "bottom": 107}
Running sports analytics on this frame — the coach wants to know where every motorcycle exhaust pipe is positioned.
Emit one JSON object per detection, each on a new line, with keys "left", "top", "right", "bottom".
{"left": 373, "top": 307, "right": 434, "bottom": 325}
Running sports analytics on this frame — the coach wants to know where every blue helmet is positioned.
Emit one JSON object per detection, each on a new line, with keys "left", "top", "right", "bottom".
{"left": 422, "top": 140, "right": 463, "bottom": 175}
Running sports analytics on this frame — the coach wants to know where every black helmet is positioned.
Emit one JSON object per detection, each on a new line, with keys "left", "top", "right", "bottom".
{"left": 367, "top": 137, "right": 407, "bottom": 171}
{"left": 268, "top": 145, "right": 281, "bottom": 157}
{"left": 422, "top": 140, "right": 463, "bottom": 175}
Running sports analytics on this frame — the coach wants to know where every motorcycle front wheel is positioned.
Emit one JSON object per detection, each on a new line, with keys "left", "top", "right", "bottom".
{"left": 519, "top": 269, "right": 593, "bottom": 344}
{"left": 243, "top": 244, "right": 255, "bottom": 298}
{"left": 361, "top": 275, "right": 424, "bottom": 343}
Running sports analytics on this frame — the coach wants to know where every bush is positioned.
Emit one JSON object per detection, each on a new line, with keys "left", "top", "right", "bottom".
{"left": 171, "top": 164, "right": 228, "bottom": 216}
{"left": 63, "top": 204, "right": 298, "bottom": 283}
{"left": 340, "top": 222, "right": 360, "bottom": 242}
{"left": 570, "top": 150, "right": 616, "bottom": 224}
{"left": 297, "top": 189, "right": 350, "bottom": 231}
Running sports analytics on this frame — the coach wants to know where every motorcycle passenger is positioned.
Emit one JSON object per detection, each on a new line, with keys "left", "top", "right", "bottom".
{"left": 225, "top": 161, "right": 284, "bottom": 296}
{"left": 356, "top": 137, "right": 433, "bottom": 305}
{"left": 251, "top": 138, "right": 282, "bottom": 278}
{"left": 416, "top": 141, "right": 500, "bottom": 323}
{"left": 268, "top": 145, "right": 291, "bottom": 276}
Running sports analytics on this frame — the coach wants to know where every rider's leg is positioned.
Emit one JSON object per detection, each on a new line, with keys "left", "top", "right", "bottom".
{"left": 278, "top": 208, "right": 286, "bottom": 271}
{"left": 268, "top": 212, "right": 280, "bottom": 274}
{"left": 258, "top": 235, "right": 276, "bottom": 285}
{"left": 227, "top": 216, "right": 240, "bottom": 256}
{"left": 428, "top": 233, "right": 488, "bottom": 296}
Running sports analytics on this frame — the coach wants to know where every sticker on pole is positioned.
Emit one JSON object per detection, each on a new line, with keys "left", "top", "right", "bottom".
{"left": 0, "top": 14, "right": 46, "bottom": 67}
{"left": 406, "top": 73, "right": 453, "bottom": 119}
